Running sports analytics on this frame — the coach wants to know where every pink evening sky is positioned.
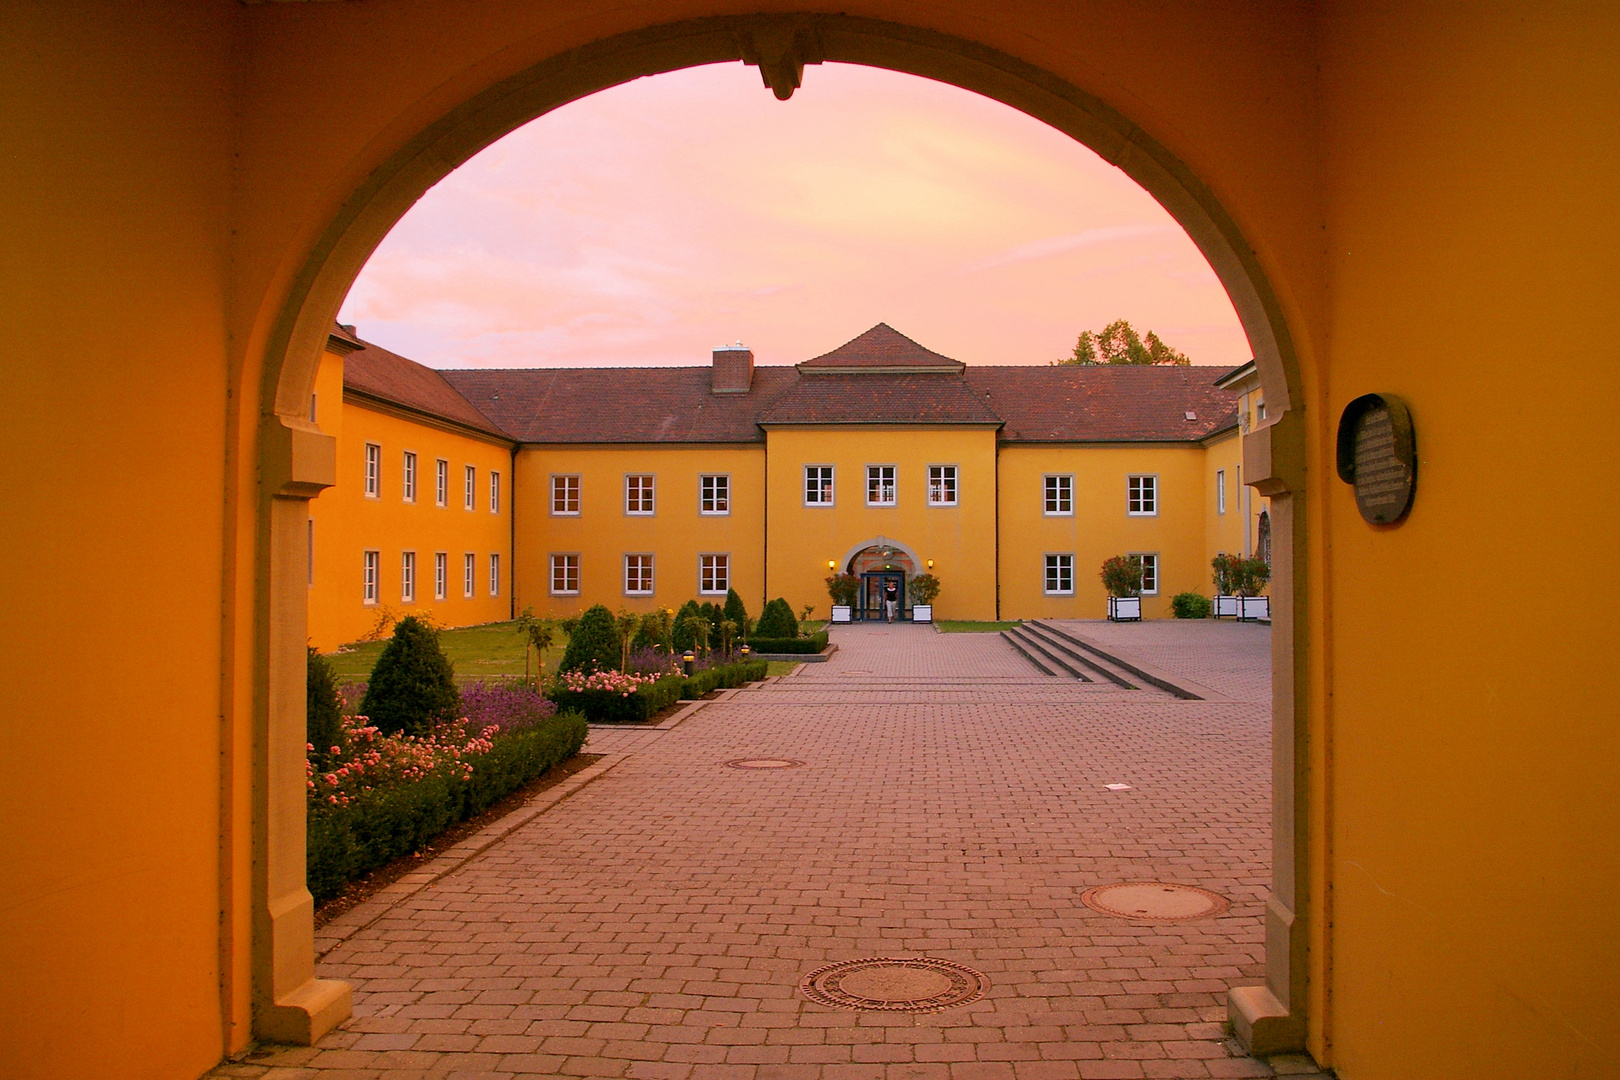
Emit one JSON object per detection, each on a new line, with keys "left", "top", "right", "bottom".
{"left": 340, "top": 62, "right": 1249, "bottom": 370}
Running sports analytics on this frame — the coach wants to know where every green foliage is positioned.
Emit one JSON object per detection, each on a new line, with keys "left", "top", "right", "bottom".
{"left": 559, "top": 616, "right": 580, "bottom": 638}
{"left": 306, "top": 646, "right": 344, "bottom": 766}
{"left": 681, "top": 659, "right": 769, "bottom": 699}
{"left": 1171, "top": 591, "right": 1213, "bottom": 619}
{"left": 551, "top": 674, "right": 685, "bottom": 723}
{"left": 722, "top": 589, "right": 751, "bottom": 634}
{"left": 671, "top": 600, "right": 703, "bottom": 653}
{"left": 907, "top": 573, "right": 941, "bottom": 605}
{"left": 359, "top": 616, "right": 462, "bottom": 735}
{"left": 306, "top": 712, "right": 587, "bottom": 903}
{"left": 1099, "top": 555, "right": 1145, "bottom": 598}
{"left": 514, "top": 607, "right": 556, "bottom": 683}
{"left": 615, "top": 609, "right": 641, "bottom": 672}
{"left": 745, "top": 631, "right": 829, "bottom": 655}
{"left": 755, "top": 597, "right": 799, "bottom": 639}
{"left": 825, "top": 572, "right": 860, "bottom": 607}
{"left": 682, "top": 612, "right": 713, "bottom": 655}
{"left": 558, "top": 604, "right": 621, "bottom": 673}
{"left": 1059, "top": 319, "right": 1191, "bottom": 366}
{"left": 699, "top": 601, "right": 724, "bottom": 639}
{"left": 632, "top": 609, "right": 674, "bottom": 653}
{"left": 1212, "top": 553, "right": 1271, "bottom": 597}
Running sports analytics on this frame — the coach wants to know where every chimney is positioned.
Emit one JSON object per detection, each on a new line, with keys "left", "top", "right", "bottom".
{"left": 711, "top": 342, "right": 754, "bottom": 393}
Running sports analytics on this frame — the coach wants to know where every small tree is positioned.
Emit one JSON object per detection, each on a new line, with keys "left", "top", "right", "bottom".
{"left": 907, "top": 573, "right": 941, "bottom": 606}
{"left": 719, "top": 618, "right": 741, "bottom": 656}
{"left": 825, "top": 572, "right": 860, "bottom": 608}
{"left": 722, "top": 588, "right": 751, "bottom": 638}
{"left": 615, "top": 609, "right": 641, "bottom": 672}
{"left": 632, "top": 608, "right": 673, "bottom": 653}
{"left": 514, "top": 606, "right": 555, "bottom": 684}
{"left": 798, "top": 602, "right": 816, "bottom": 625}
{"left": 1058, "top": 319, "right": 1191, "bottom": 366}
{"left": 359, "top": 616, "right": 461, "bottom": 735}
{"left": 682, "top": 612, "right": 712, "bottom": 656}
{"left": 306, "top": 646, "right": 344, "bottom": 766}
{"left": 671, "top": 599, "right": 703, "bottom": 653}
{"left": 756, "top": 597, "right": 799, "bottom": 639}
{"left": 699, "top": 600, "right": 725, "bottom": 644}
{"left": 1099, "top": 555, "right": 1145, "bottom": 598}
{"left": 559, "top": 604, "right": 621, "bottom": 674}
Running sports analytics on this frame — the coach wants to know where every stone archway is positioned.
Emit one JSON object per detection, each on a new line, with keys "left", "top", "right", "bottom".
{"left": 257, "top": 13, "right": 1309, "bottom": 1053}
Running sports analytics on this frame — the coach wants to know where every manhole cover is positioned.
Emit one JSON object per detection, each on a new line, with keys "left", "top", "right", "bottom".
{"left": 800, "top": 957, "right": 987, "bottom": 1012}
{"left": 725, "top": 758, "right": 804, "bottom": 770}
{"left": 1081, "top": 882, "right": 1230, "bottom": 922}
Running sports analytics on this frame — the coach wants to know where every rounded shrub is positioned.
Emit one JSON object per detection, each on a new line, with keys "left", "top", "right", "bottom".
{"left": 1171, "top": 591, "right": 1213, "bottom": 619}
{"left": 723, "top": 588, "right": 751, "bottom": 635}
{"left": 671, "top": 599, "right": 703, "bottom": 653}
{"left": 306, "top": 646, "right": 344, "bottom": 764}
{"left": 559, "top": 604, "right": 621, "bottom": 673}
{"left": 755, "top": 597, "right": 799, "bottom": 639}
{"left": 359, "top": 616, "right": 461, "bottom": 735}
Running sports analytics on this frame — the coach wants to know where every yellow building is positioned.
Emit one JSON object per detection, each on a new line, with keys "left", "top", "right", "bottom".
{"left": 309, "top": 323, "right": 1262, "bottom": 637}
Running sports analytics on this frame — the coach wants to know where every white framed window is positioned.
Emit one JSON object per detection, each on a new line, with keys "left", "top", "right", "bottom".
{"left": 1132, "top": 552, "right": 1160, "bottom": 595}
{"left": 463, "top": 552, "right": 476, "bottom": 598}
{"left": 362, "top": 550, "right": 379, "bottom": 604}
{"left": 464, "top": 465, "right": 476, "bottom": 510}
{"left": 550, "top": 553, "right": 580, "bottom": 596}
{"left": 927, "top": 465, "right": 958, "bottom": 506}
{"left": 1128, "top": 474, "right": 1158, "bottom": 516}
{"left": 1216, "top": 469, "right": 1227, "bottom": 515}
{"left": 804, "top": 465, "right": 834, "bottom": 506}
{"left": 433, "top": 552, "right": 447, "bottom": 600}
{"left": 699, "top": 554, "right": 729, "bottom": 595}
{"left": 625, "top": 474, "right": 655, "bottom": 515}
{"left": 1044, "top": 474, "right": 1073, "bottom": 515}
{"left": 1256, "top": 400, "right": 1267, "bottom": 422}
{"left": 700, "top": 474, "right": 730, "bottom": 515}
{"left": 624, "top": 553, "right": 653, "bottom": 595}
{"left": 1044, "top": 553, "right": 1075, "bottom": 595}
{"left": 364, "top": 443, "right": 380, "bottom": 497}
{"left": 401, "top": 550, "right": 416, "bottom": 603}
{"left": 489, "top": 552, "right": 501, "bottom": 596}
{"left": 402, "top": 451, "right": 417, "bottom": 502}
{"left": 435, "top": 459, "right": 448, "bottom": 507}
{"left": 866, "top": 465, "right": 897, "bottom": 506}
{"left": 489, "top": 470, "right": 501, "bottom": 514}
{"left": 551, "top": 474, "right": 580, "bottom": 515}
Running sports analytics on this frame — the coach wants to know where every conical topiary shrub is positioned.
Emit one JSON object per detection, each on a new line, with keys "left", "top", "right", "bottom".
{"left": 307, "top": 646, "right": 344, "bottom": 765}
{"left": 359, "top": 616, "right": 461, "bottom": 735}
{"left": 558, "top": 604, "right": 621, "bottom": 673}
{"left": 754, "top": 597, "right": 798, "bottom": 639}
{"left": 671, "top": 599, "right": 702, "bottom": 653}
{"left": 722, "top": 588, "right": 751, "bottom": 636}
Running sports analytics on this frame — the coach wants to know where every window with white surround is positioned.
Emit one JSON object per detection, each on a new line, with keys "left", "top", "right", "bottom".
{"left": 489, "top": 552, "right": 501, "bottom": 596}
{"left": 463, "top": 552, "right": 476, "bottom": 598}
{"left": 1216, "top": 469, "right": 1227, "bottom": 514}
{"left": 1044, "top": 554, "right": 1075, "bottom": 595}
{"left": 804, "top": 465, "right": 834, "bottom": 505}
{"left": 927, "top": 465, "right": 957, "bottom": 506}
{"left": 866, "top": 465, "right": 897, "bottom": 506}
{"left": 551, "top": 475, "right": 580, "bottom": 515}
{"left": 434, "top": 552, "right": 447, "bottom": 600}
{"left": 550, "top": 553, "right": 580, "bottom": 595}
{"left": 363, "top": 550, "right": 379, "bottom": 604}
{"left": 1132, "top": 552, "right": 1160, "bottom": 595}
{"left": 699, "top": 554, "right": 729, "bottom": 594}
{"left": 700, "top": 474, "right": 730, "bottom": 515}
{"left": 401, "top": 551, "right": 416, "bottom": 603}
{"left": 464, "top": 465, "right": 476, "bottom": 510}
{"left": 364, "top": 443, "right": 380, "bottom": 497}
{"left": 625, "top": 474, "right": 655, "bottom": 515}
{"left": 1128, "top": 474, "right": 1158, "bottom": 515}
{"left": 1044, "top": 474, "right": 1073, "bottom": 515}
{"left": 402, "top": 451, "right": 417, "bottom": 502}
{"left": 489, "top": 471, "right": 501, "bottom": 514}
{"left": 435, "top": 459, "right": 448, "bottom": 506}
{"left": 624, "top": 553, "right": 653, "bottom": 595}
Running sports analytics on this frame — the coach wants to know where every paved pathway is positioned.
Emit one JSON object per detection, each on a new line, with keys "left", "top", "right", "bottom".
{"left": 218, "top": 622, "right": 1322, "bottom": 1080}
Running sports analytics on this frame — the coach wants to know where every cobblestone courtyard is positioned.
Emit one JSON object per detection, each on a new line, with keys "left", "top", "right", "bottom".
{"left": 223, "top": 620, "right": 1309, "bottom": 1080}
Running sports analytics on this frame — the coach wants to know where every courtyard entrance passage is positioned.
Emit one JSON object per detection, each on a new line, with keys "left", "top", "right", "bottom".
{"left": 229, "top": 622, "right": 1299, "bottom": 1079}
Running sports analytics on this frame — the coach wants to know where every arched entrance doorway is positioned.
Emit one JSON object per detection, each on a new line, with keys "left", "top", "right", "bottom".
{"left": 844, "top": 538, "right": 920, "bottom": 621}
{"left": 257, "top": 13, "right": 1307, "bottom": 1055}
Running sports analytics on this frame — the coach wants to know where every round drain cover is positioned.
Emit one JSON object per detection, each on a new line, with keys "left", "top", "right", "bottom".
{"left": 1081, "top": 882, "right": 1229, "bottom": 922}
{"left": 725, "top": 758, "right": 804, "bottom": 770}
{"left": 801, "top": 957, "right": 987, "bottom": 1012}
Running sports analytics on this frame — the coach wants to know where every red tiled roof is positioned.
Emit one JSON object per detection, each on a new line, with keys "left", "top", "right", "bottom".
{"left": 758, "top": 372, "right": 1002, "bottom": 426}
{"left": 967, "top": 365, "right": 1239, "bottom": 442}
{"left": 341, "top": 337, "right": 513, "bottom": 441}
{"left": 798, "top": 323, "right": 965, "bottom": 372}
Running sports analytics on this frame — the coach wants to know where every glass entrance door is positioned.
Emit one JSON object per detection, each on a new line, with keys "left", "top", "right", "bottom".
{"left": 860, "top": 571, "right": 905, "bottom": 621}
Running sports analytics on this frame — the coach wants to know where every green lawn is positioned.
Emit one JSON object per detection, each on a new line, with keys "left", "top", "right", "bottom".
{"left": 764, "top": 660, "right": 800, "bottom": 677}
{"left": 934, "top": 620, "right": 1024, "bottom": 633}
{"left": 323, "top": 620, "right": 566, "bottom": 683}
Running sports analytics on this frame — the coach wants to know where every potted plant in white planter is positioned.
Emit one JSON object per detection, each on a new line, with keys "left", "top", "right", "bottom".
{"left": 825, "top": 572, "right": 859, "bottom": 623}
{"left": 1212, "top": 553, "right": 1271, "bottom": 620}
{"left": 1212, "top": 553, "right": 1241, "bottom": 618}
{"left": 1100, "top": 555, "right": 1144, "bottom": 621}
{"left": 908, "top": 573, "right": 940, "bottom": 623}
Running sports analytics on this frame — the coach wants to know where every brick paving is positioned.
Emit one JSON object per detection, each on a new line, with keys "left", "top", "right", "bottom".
{"left": 218, "top": 622, "right": 1322, "bottom": 1080}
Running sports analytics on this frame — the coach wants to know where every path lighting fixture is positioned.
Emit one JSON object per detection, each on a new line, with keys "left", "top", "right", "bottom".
{"left": 683, "top": 651, "right": 695, "bottom": 676}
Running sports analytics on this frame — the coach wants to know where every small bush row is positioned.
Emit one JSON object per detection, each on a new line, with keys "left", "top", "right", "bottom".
{"left": 744, "top": 630, "right": 830, "bottom": 655}
{"left": 550, "top": 672, "right": 686, "bottom": 723}
{"left": 681, "top": 658, "right": 769, "bottom": 699}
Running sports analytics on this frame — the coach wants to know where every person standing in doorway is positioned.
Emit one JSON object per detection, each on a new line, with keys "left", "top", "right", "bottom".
{"left": 884, "top": 579, "right": 899, "bottom": 623}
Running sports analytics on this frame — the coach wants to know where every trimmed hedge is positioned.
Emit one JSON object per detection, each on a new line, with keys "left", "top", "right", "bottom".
{"left": 360, "top": 616, "right": 461, "bottom": 735}
{"left": 550, "top": 673, "right": 685, "bottom": 723}
{"left": 1171, "top": 591, "right": 1213, "bottom": 619}
{"left": 559, "top": 604, "right": 620, "bottom": 674}
{"left": 682, "top": 658, "right": 768, "bottom": 699}
{"left": 754, "top": 597, "right": 798, "bottom": 638}
{"left": 745, "top": 631, "right": 829, "bottom": 655}
{"left": 306, "top": 711, "right": 587, "bottom": 903}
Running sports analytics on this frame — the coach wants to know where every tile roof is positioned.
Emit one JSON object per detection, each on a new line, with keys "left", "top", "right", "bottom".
{"left": 340, "top": 336, "right": 513, "bottom": 441}
{"left": 758, "top": 372, "right": 1002, "bottom": 426}
{"left": 968, "top": 365, "right": 1240, "bottom": 442}
{"left": 798, "top": 323, "right": 965, "bottom": 372}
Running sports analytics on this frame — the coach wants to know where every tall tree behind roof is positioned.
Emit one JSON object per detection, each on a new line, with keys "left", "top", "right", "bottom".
{"left": 1059, "top": 319, "right": 1191, "bottom": 366}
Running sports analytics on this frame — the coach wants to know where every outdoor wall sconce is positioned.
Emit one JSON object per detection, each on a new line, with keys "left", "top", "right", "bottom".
{"left": 827, "top": 559, "right": 835, "bottom": 569}
{"left": 927, "top": 560, "right": 934, "bottom": 569}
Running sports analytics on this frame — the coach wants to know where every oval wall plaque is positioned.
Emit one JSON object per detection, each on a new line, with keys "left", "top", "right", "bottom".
{"left": 1336, "top": 393, "right": 1416, "bottom": 525}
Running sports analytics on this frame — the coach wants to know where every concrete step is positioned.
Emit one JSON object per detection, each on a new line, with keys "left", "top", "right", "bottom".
{"left": 999, "top": 629, "right": 1062, "bottom": 676}
{"left": 1002, "top": 626, "right": 1094, "bottom": 681}
{"left": 1019, "top": 622, "right": 1139, "bottom": 689}
{"left": 1029, "top": 621, "right": 1207, "bottom": 700}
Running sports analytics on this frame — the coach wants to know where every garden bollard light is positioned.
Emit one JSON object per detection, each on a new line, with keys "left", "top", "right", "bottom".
{"left": 683, "top": 651, "right": 695, "bottom": 676}
{"left": 739, "top": 646, "right": 751, "bottom": 659}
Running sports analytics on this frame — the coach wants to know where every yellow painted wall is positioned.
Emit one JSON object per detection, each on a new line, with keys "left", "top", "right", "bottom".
{"left": 1202, "top": 429, "right": 1245, "bottom": 578}
{"left": 306, "top": 349, "right": 513, "bottom": 650}
{"left": 763, "top": 426, "right": 999, "bottom": 621}
{"left": 998, "top": 443, "right": 1213, "bottom": 620}
{"left": 512, "top": 444, "right": 765, "bottom": 619}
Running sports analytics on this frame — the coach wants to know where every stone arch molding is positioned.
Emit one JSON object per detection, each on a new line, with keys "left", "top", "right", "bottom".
{"left": 840, "top": 536, "right": 924, "bottom": 576}
{"left": 257, "top": 12, "right": 1309, "bottom": 1055}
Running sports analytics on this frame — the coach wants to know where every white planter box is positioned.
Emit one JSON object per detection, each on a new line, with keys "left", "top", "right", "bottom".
{"left": 1240, "top": 595, "right": 1270, "bottom": 620}
{"left": 912, "top": 604, "right": 932, "bottom": 623}
{"left": 1107, "top": 596, "right": 1142, "bottom": 622}
{"left": 831, "top": 605, "right": 852, "bottom": 623}
{"left": 1214, "top": 595, "right": 1240, "bottom": 618}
